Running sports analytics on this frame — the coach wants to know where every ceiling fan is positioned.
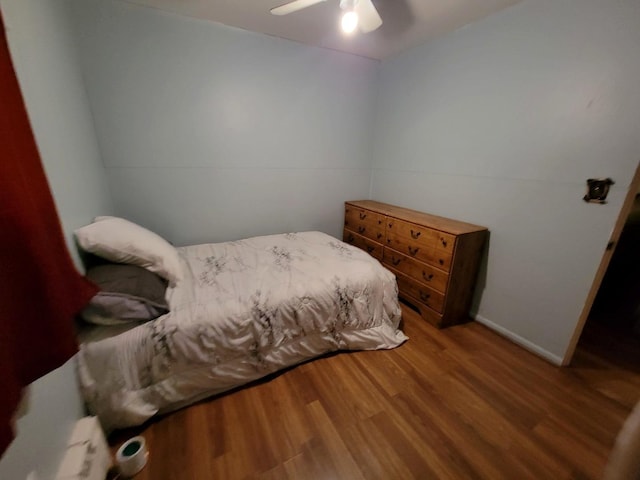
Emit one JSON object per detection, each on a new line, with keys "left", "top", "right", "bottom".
{"left": 271, "top": 0, "right": 383, "bottom": 34}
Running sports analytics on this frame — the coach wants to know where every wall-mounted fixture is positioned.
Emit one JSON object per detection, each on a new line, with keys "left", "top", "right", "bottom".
{"left": 584, "top": 178, "right": 614, "bottom": 204}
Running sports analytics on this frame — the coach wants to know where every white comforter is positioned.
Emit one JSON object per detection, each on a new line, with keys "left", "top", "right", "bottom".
{"left": 77, "top": 231, "right": 407, "bottom": 430}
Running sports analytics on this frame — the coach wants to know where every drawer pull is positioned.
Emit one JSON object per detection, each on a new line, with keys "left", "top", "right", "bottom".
{"left": 422, "top": 271, "right": 434, "bottom": 282}
{"left": 391, "top": 257, "right": 402, "bottom": 266}
{"left": 408, "top": 246, "right": 420, "bottom": 256}
{"left": 377, "top": 232, "right": 383, "bottom": 240}
{"left": 366, "top": 245, "right": 375, "bottom": 253}
{"left": 410, "top": 230, "right": 421, "bottom": 239}
{"left": 358, "top": 226, "right": 366, "bottom": 234}
{"left": 441, "top": 238, "right": 448, "bottom": 247}
{"left": 388, "top": 222, "right": 394, "bottom": 229}
{"left": 419, "top": 292, "right": 431, "bottom": 302}
{"left": 359, "top": 212, "right": 367, "bottom": 220}
{"left": 439, "top": 259, "right": 445, "bottom": 265}
{"left": 347, "top": 234, "right": 354, "bottom": 242}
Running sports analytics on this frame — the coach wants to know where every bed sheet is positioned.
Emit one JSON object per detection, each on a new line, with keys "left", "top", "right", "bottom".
{"left": 77, "top": 231, "right": 407, "bottom": 430}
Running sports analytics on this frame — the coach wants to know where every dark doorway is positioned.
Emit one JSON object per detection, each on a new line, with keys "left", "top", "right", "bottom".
{"left": 573, "top": 194, "right": 640, "bottom": 409}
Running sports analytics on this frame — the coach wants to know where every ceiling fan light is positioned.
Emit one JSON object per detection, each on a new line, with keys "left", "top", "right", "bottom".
{"left": 341, "top": 10, "right": 358, "bottom": 34}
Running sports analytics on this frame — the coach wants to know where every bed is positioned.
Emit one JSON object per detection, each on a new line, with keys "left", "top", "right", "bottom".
{"left": 75, "top": 224, "right": 407, "bottom": 431}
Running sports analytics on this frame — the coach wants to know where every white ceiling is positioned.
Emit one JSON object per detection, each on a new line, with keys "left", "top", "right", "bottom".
{"left": 120, "top": 0, "right": 522, "bottom": 60}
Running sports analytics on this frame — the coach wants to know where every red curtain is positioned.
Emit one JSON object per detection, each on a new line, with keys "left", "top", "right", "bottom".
{"left": 0, "top": 14, "right": 98, "bottom": 456}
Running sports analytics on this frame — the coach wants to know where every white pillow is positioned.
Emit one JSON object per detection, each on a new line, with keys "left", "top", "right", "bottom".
{"left": 75, "top": 217, "right": 182, "bottom": 285}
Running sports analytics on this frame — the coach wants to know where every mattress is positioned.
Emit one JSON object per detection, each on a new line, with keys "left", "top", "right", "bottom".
{"left": 77, "top": 231, "right": 407, "bottom": 430}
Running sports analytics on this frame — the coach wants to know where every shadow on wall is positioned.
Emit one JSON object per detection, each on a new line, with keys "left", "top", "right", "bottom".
{"left": 470, "top": 231, "right": 490, "bottom": 317}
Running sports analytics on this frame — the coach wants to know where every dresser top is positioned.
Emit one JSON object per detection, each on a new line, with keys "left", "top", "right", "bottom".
{"left": 346, "top": 200, "right": 488, "bottom": 235}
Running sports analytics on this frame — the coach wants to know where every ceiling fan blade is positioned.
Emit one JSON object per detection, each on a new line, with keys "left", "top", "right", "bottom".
{"left": 355, "top": 0, "right": 382, "bottom": 32}
{"left": 270, "top": 0, "right": 327, "bottom": 16}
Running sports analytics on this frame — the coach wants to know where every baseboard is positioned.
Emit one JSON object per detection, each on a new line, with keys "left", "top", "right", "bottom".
{"left": 474, "top": 314, "right": 563, "bottom": 366}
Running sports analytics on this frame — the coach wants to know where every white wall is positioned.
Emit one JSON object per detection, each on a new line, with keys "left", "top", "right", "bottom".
{"left": 0, "top": 0, "right": 113, "bottom": 478}
{"left": 371, "top": 0, "right": 640, "bottom": 362}
{"left": 69, "top": 0, "right": 379, "bottom": 246}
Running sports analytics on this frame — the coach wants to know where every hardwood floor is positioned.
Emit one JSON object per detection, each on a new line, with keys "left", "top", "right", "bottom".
{"left": 109, "top": 305, "right": 640, "bottom": 479}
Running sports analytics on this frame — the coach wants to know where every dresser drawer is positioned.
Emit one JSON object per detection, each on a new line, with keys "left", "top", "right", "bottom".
{"left": 343, "top": 229, "right": 383, "bottom": 261}
{"left": 387, "top": 218, "right": 455, "bottom": 253}
{"left": 345, "top": 199, "right": 487, "bottom": 329}
{"left": 387, "top": 267, "right": 445, "bottom": 313}
{"left": 344, "top": 206, "right": 386, "bottom": 243}
{"left": 385, "top": 226, "right": 453, "bottom": 271}
{"left": 382, "top": 249, "right": 449, "bottom": 294}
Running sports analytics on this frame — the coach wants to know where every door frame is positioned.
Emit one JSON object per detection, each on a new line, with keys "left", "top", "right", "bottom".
{"left": 562, "top": 161, "right": 640, "bottom": 365}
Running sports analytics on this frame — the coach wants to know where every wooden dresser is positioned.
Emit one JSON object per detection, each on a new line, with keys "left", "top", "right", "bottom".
{"left": 343, "top": 200, "right": 487, "bottom": 328}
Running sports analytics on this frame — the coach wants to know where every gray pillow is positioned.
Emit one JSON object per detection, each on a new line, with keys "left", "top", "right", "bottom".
{"left": 82, "top": 264, "right": 169, "bottom": 326}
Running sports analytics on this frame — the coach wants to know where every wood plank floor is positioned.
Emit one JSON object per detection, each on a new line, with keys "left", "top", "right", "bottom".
{"left": 109, "top": 304, "right": 640, "bottom": 479}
